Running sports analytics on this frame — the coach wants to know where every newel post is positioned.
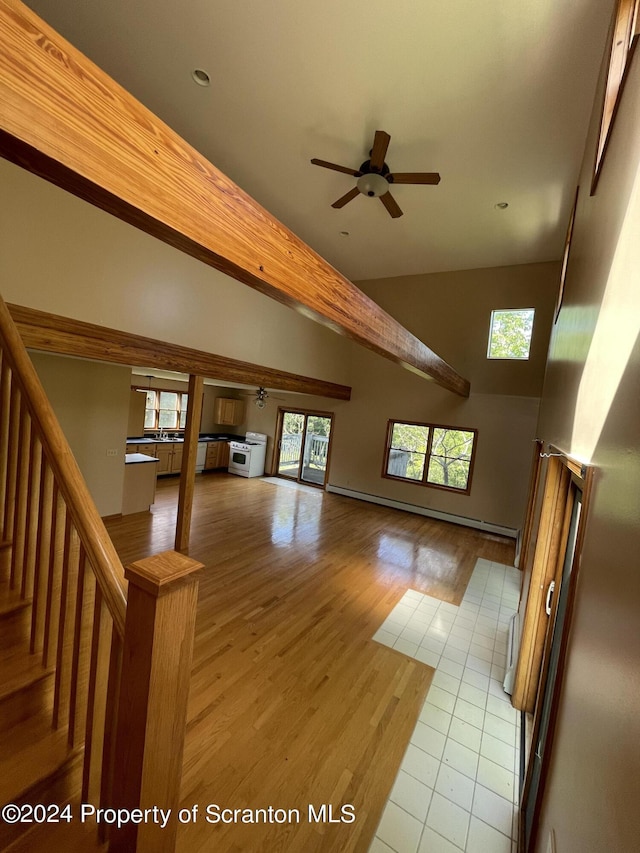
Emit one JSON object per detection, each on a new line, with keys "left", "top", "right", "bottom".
{"left": 110, "top": 550, "right": 203, "bottom": 853}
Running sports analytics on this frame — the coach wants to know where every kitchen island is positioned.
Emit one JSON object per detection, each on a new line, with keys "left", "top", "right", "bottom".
{"left": 123, "top": 452, "right": 159, "bottom": 514}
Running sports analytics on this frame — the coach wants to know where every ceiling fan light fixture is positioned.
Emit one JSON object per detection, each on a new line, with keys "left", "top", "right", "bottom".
{"left": 356, "top": 172, "right": 389, "bottom": 198}
{"left": 255, "top": 397, "right": 266, "bottom": 409}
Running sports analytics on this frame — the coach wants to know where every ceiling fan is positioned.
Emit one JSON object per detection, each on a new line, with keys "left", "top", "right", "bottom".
{"left": 241, "top": 387, "right": 283, "bottom": 409}
{"left": 310, "top": 130, "right": 440, "bottom": 218}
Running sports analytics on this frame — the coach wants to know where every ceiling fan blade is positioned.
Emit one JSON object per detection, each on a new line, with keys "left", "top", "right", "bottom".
{"left": 311, "top": 158, "right": 361, "bottom": 177}
{"left": 388, "top": 172, "right": 441, "bottom": 185}
{"left": 369, "top": 130, "right": 391, "bottom": 171}
{"left": 380, "top": 191, "right": 403, "bottom": 218}
{"left": 332, "top": 187, "right": 360, "bottom": 209}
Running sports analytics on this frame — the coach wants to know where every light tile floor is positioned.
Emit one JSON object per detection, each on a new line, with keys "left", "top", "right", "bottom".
{"left": 370, "top": 559, "right": 521, "bottom": 853}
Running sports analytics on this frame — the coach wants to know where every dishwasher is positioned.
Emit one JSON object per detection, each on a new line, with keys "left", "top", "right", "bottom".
{"left": 195, "top": 441, "right": 207, "bottom": 473}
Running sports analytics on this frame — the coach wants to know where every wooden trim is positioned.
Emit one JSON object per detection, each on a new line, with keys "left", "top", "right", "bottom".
{"left": 518, "top": 440, "right": 544, "bottom": 578}
{"left": 273, "top": 406, "right": 335, "bottom": 488}
{"left": 555, "top": 187, "right": 579, "bottom": 322}
{"left": 591, "top": 0, "right": 639, "bottom": 194}
{"left": 9, "top": 303, "right": 352, "bottom": 401}
{"left": 521, "top": 465, "right": 595, "bottom": 851}
{"left": 175, "top": 374, "right": 204, "bottom": 552}
{"left": 382, "top": 418, "right": 478, "bottom": 496}
{"left": 0, "top": 1, "right": 469, "bottom": 397}
{"left": 512, "top": 457, "right": 570, "bottom": 712}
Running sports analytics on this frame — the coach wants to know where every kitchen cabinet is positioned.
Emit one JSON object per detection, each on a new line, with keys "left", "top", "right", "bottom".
{"left": 126, "top": 443, "right": 157, "bottom": 456}
{"left": 205, "top": 441, "right": 230, "bottom": 470}
{"left": 155, "top": 442, "right": 183, "bottom": 475}
{"left": 214, "top": 397, "right": 245, "bottom": 426}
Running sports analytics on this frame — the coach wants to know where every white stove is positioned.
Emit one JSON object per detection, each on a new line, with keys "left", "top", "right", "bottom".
{"left": 228, "top": 432, "right": 267, "bottom": 478}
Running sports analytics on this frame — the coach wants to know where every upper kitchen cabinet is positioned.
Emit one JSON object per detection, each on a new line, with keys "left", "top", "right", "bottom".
{"left": 214, "top": 397, "right": 245, "bottom": 426}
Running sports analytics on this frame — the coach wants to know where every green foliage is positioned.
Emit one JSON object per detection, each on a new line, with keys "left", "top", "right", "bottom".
{"left": 388, "top": 423, "right": 474, "bottom": 490}
{"left": 488, "top": 309, "right": 534, "bottom": 359}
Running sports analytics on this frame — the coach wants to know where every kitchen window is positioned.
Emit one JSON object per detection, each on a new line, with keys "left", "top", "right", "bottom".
{"left": 138, "top": 387, "right": 189, "bottom": 431}
{"left": 383, "top": 420, "right": 477, "bottom": 494}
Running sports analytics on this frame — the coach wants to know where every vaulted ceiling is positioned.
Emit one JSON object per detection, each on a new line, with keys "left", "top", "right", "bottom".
{"left": 25, "top": 0, "right": 613, "bottom": 282}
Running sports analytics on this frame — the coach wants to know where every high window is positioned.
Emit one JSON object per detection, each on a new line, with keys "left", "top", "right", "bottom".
{"left": 487, "top": 309, "right": 535, "bottom": 360}
{"left": 383, "top": 420, "right": 477, "bottom": 494}
{"left": 138, "top": 388, "right": 189, "bottom": 431}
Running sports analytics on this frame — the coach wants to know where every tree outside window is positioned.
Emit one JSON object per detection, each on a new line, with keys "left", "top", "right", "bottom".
{"left": 140, "top": 387, "right": 188, "bottom": 431}
{"left": 487, "top": 309, "right": 535, "bottom": 359}
{"left": 384, "top": 420, "right": 477, "bottom": 494}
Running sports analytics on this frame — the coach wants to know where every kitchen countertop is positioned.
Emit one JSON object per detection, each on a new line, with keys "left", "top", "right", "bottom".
{"left": 126, "top": 434, "right": 243, "bottom": 445}
{"left": 125, "top": 452, "right": 159, "bottom": 464}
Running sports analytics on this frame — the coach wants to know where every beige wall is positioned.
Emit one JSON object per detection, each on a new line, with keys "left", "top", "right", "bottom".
{"left": 315, "top": 263, "right": 558, "bottom": 531}
{"left": 531, "top": 38, "right": 640, "bottom": 853}
{"left": 357, "top": 262, "right": 559, "bottom": 397}
{"left": 29, "top": 352, "right": 131, "bottom": 517}
{"left": 0, "top": 158, "right": 351, "bottom": 388}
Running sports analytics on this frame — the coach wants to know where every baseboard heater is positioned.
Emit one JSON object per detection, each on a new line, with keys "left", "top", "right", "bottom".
{"left": 325, "top": 485, "right": 518, "bottom": 539}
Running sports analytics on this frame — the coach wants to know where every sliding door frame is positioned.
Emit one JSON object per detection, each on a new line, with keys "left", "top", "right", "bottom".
{"left": 516, "top": 447, "right": 595, "bottom": 851}
{"left": 273, "top": 407, "right": 335, "bottom": 489}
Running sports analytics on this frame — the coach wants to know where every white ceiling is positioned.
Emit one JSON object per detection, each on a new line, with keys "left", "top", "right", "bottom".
{"left": 26, "top": 0, "right": 614, "bottom": 282}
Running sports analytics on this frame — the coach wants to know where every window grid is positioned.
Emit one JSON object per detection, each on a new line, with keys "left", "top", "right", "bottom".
{"left": 382, "top": 420, "right": 477, "bottom": 495}
{"left": 136, "top": 386, "right": 189, "bottom": 432}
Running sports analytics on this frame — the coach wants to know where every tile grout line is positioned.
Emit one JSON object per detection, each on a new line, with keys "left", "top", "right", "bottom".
{"left": 371, "top": 558, "right": 521, "bottom": 853}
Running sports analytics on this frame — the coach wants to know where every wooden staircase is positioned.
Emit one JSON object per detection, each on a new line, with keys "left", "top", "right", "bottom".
{"left": 0, "top": 294, "right": 203, "bottom": 852}
{"left": 0, "top": 548, "right": 93, "bottom": 851}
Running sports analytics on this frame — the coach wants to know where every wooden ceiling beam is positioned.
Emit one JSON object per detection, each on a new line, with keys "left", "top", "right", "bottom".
{"left": 0, "top": 1, "right": 470, "bottom": 397}
{"left": 8, "top": 304, "right": 352, "bottom": 400}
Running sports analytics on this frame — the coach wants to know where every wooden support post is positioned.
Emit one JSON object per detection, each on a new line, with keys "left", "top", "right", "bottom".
{"left": 111, "top": 550, "right": 203, "bottom": 853}
{"left": 175, "top": 375, "right": 204, "bottom": 553}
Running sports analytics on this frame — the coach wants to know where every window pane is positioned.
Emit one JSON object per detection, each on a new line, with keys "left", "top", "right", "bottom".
{"left": 488, "top": 309, "right": 534, "bottom": 359}
{"left": 159, "top": 391, "right": 178, "bottom": 410}
{"left": 390, "top": 423, "right": 429, "bottom": 453}
{"left": 180, "top": 394, "right": 189, "bottom": 412}
{"left": 427, "top": 457, "right": 470, "bottom": 490}
{"left": 145, "top": 390, "right": 156, "bottom": 408}
{"left": 158, "top": 409, "right": 178, "bottom": 428}
{"left": 179, "top": 409, "right": 187, "bottom": 428}
{"left": 387, "top": 450, "right": 425, "bottom": 480}
{"left": 427, "top": 428, "right": 475, "bottom": 490}
{"left": 388, "top": 423, "right": 429, "bottom": 480}
{"left": 144, "top": 409, "right": 156, "bottom": 429}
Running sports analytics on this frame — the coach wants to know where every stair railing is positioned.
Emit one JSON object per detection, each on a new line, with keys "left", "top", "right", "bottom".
{"left": 0, "top": 293, "right": 202, "bottom": 852}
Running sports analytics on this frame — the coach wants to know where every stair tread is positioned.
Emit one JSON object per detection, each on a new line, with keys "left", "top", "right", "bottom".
{"left": 0, "top": 707, "right": 76, "bottom": 804}
{"left": 0, "top": 646, "right": 53, "bottom": 703}
{"left": 0, "top": 577, "right": 31, "bottom": 616}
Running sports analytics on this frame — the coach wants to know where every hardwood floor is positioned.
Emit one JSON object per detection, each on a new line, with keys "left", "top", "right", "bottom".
{"left": 105, "top": 474, "right": 515, "bottom": 853}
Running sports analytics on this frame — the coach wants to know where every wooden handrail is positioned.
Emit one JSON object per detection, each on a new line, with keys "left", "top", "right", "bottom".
{"left": 0, "top": 293, "right": 127, "bottom": 636}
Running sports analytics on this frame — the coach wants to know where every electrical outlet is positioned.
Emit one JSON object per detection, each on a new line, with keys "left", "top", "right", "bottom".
{"left": 547, "top": 828, "right": 556, "bottom": 853}
{"left": 106, "top": 448, "right": 118, "bottom": 457}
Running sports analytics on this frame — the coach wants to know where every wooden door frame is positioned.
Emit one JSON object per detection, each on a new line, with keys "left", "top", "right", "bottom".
{"left": 273, "top": 407, "right": 334, "bottom": 489}
{"left": 517, "top": 440, "right": 544, "bottom": 582}
{"left": 516, "top": 448, "right": 595, "bottom": 851}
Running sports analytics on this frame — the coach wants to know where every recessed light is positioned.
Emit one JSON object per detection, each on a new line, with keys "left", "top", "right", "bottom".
{"left": 495, "top": 202, "right": 509, "bottom": 209}
{"left": 191, "top": 68, "right": 211, "bottom": 87}
{"left": 339, "top": 230, "right": 350, "bottom": 237}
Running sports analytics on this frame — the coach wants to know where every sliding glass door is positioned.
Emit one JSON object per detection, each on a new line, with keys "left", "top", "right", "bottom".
{"left": 276, "top": 409, "right": 333, "bottom": 487}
